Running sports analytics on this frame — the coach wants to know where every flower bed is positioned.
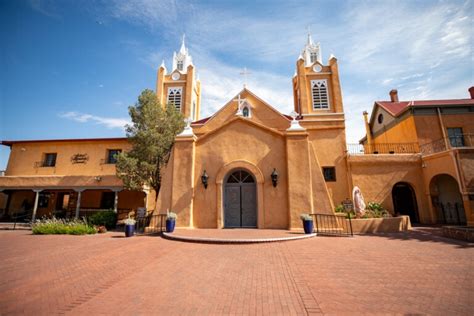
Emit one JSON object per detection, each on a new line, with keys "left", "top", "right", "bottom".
{"left": 348, "top": 216, "right": 411, "bottom": 234}
{"left": 32, "top": 218, "right": 96, "bottom": 235}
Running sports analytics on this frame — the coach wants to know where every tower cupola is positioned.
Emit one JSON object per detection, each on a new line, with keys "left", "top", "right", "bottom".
{"left": 301, "top": 31, "right": 322, "bottom": 67}
{"left": 172, "top": 35, "right": 193, "bottom": 73}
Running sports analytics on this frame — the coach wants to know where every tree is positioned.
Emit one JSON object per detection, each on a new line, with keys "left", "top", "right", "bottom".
{"left": 116, "top": 89, "right": 185, "bottom": 200}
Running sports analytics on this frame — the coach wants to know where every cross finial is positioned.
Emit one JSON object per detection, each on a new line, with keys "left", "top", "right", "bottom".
{"left": 306, "top": 25, "right": 313, "bottom": 45}
{"left": 239, "top": 67, "right": 252, "bottom": 88}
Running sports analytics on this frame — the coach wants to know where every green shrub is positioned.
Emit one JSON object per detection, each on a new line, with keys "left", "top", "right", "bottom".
{"left": 32, "top": 218, "right": 96, "bottom": 235}
{"left": 365, "top": 202, "right": 390, "bottom": 218}
{"left": 88, "top": 210, "right": 117, "bottom": 229}
{"left": 334, "top": 204, "right": 345, "bottom": 213}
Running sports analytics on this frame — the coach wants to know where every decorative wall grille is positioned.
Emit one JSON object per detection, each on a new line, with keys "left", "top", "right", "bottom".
{"left": 311, "top": 79, "right": 329, "bottom": 109}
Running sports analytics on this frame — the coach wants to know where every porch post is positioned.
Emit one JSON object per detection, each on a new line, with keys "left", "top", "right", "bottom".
{"left": 74, "top": 189, "right": 85, "bottom": 219}
{"left": 32, "top": 189, "right": 42, "bottom": 222}
{"left": 113, "top": 190, "right": 120, "bottom": 213}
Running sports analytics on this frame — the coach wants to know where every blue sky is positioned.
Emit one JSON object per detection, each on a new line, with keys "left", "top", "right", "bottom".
{"left": 1, "top": 0, "right": 472, "bottom": 170}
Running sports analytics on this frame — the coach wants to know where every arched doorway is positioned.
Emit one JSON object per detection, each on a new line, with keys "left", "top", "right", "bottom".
{"left": 224, "top": 169, "right": 257, "bottom": 228}
{"left": 430, "top": 174, "right": 466, "bottom": 225}
{"left": 392, "top": 182, "right": 419, "bottom": 223}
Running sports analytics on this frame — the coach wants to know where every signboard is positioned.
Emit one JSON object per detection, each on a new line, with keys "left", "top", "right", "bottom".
{"left": 71, "top": 154, "right": 89, "bottom": 164}
{"left": 342, "top": 198, "right": 353, "bottom": 212}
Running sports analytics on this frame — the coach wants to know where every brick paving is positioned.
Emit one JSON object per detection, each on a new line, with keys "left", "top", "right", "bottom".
{"left": 0, "top": 229, "right": 472, "bottom": 315}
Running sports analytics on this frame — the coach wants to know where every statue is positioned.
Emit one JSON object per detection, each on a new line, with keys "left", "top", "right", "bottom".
{"left": 352, "top": 186, "right": 366, "bottom": 218}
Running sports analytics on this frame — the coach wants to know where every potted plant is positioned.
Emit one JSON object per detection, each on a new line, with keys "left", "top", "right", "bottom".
{"left": 300, "top": 214, "right": 314, "bottom": 234}
{"left": 166, "top": 211, "right": 177, "bottom": 233}
{"left": 124, "top": 216, "right": 136, "bottom": 237}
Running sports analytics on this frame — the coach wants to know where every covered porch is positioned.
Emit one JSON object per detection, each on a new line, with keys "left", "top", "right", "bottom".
{"left": 0, "top": 175, "right": 151, "bottom": 223}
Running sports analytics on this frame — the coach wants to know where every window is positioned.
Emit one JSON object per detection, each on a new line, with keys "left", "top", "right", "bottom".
{"left": 38, "top": 193, "right": 50, "bottom": 208}
{"left": 107, "top": 149, "right": 122, "bottom": 164}
{"left": 377, "top": 114, "right": 384, "bottom": 124}
{"left": 310, "top": 51, "right": 318, "bottom": 63}
{"left": 167, "top": 87, "right": 182, "bottom": 111}
{"left": 177, "top": 60, "right": 184, "bottom": 71}
{"left": 311, "top": 80, "right": 329, "bottom": 110}
{"left": 242, "top": 106, "right": 250, "bottom": 117}
{"left": 322, "top": 167, "right": 336, "bottom": 182}
{"left": 447, "top": 127, "right": 464, "bottom": 147}
{"left": 43, "top": 153, "right": 57, "bottom": 167}
{"left": 100, "top": 192, "right": 116, "bottom": 209}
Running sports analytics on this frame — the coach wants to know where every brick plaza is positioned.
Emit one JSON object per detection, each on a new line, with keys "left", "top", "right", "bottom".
{"left": 0, "top": 230, "right": 472, "bottom": 315}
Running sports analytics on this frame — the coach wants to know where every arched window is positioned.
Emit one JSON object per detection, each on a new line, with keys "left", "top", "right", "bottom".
{"left": 242, "top": 106, "right": 250, "bottom": 117}
{"left": 311, "top": 79, "right": 329, "bottom": 109}
{"left": 310, "top": 51, "right": 318, "bottom": 63}
{"left": 167, "top": 87, "right": 182, "bottom": 111}
{"left": 177, "top": 60, "right": 184, "bottom": 71}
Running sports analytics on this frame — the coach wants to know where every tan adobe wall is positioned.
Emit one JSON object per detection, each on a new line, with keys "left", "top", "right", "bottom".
{"left": 373, "top": 115, "right": 418, "bottom": 144}
{"left": 5, "top": 139, "right": 130, "bottom": 176}
{"left": 414, "top": 113, "right": 474, "bottom": 146}
{"left": 458, "top": 150, "right": 474, "bottom": 190}
{"left": 348, "top": 154, "right": 432, "bottom": 223}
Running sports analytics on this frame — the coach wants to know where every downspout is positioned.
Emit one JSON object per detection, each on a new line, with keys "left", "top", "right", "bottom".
{"left": 436, "top": 107, "right": 449, "bottom": 149}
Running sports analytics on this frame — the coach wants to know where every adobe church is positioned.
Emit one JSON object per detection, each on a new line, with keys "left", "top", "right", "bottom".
{"left": 155, "top": 35, "right": 349, "bottom": 229}
{"left": 2, "top": 35, "right": 472, "bottom": 227}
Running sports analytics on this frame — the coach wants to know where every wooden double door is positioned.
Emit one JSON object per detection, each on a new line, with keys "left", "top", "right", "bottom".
{"left": 224, "top": 170, "right": 257, "bottom": 228}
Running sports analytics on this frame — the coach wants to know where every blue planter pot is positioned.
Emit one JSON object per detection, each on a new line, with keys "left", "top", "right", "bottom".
{"left": 303, "top": 220, "right": 314, "bottom": 234}
{"left": 125, "top": 224, "right": 135, "bottom": 237}
{"left": 166, "top": 219, "right": 175, "bottom": 233}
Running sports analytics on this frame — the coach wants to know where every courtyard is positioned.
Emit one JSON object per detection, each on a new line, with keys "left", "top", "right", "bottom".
{"left": 0, "top": 229, "right": 472, "bottom": 315}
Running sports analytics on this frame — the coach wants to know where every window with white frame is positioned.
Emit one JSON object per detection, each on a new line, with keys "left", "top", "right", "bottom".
{"left": 177, "top": 60, "right": 184, "bottom": 71}
{"left": 310, "top": 51, "right": 318, "bottom": 63}
{"left": 167, "top": 87, "right": 183, "bottom": 111}
{"left": 311, "top": 79, "right": 329, "bottom": 109}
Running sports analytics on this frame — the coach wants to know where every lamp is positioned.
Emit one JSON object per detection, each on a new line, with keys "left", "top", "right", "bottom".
{"left": 271, "top": 168, "right": 278, "bottom": 187}
{"left": 201, "top": 170, "right": 209, "bottom": 189}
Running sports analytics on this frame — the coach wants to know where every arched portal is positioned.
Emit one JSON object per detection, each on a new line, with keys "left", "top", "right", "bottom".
{"left": 224, "top": 169, "right": 257, "bottom": 228}
{"left": 430, "top": 174, "right": 466, "bottom": 225}
{"left": 392, "top": 182, "right": 419, "bottom": 223}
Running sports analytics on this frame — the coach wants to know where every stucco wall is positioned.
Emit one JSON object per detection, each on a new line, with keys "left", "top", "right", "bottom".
{"left": 193, "top": 119, "right": 288, "bottom": 229}
{"left": 348, "top": 154, "right": 431, "bottom": 223}
{"left": 6, "top": 139, "right": 130, "bottom": 176}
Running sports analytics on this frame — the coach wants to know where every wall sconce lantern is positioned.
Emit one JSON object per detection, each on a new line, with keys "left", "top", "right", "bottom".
{"left": 271, "top": 168, "right": 279, "bottom": 187}
{"left": 201, "top": 170, "right": 209, "bottom": 189}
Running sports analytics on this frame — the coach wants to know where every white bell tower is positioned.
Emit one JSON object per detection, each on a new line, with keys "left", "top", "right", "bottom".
{"left": 172, "top": 34, "right": 193, "bottom": 73}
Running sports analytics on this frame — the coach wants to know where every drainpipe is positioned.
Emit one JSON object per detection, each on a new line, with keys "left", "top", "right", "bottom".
{"left": 436, "top": 108, "right": 449, "bottom": 149}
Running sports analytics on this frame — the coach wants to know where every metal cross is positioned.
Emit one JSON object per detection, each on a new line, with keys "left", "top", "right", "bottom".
{"left": 240, "top": 67, "right": 252, "bottom": 88}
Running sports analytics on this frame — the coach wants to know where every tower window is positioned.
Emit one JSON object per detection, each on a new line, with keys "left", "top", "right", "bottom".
{"left": 177, "top": 60, "right": 184, "bottom": 71}
{"left": 310, "top": 52, "right": 318, "bottom": 63}
{"left": 242, "top": 106, "right": 250, "bottom": 117}
{"left": 311, "top": 80, "right": 329, "bottom": 110}
{"left": 167, "top": 87, "right": 183, "bottom": 111}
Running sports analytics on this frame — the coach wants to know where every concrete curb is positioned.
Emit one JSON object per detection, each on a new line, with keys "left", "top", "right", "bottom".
{"left": 162, "top": 232, "right": 317, "bottom": 244}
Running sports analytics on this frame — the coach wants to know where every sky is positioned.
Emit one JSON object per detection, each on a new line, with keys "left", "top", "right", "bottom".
{"left": 0, "top": 0, "right": 472, "bottom": 170}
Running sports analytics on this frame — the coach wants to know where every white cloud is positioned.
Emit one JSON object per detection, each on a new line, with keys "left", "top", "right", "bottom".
{"left": 59, "top": 112, "right": 129, "bottom": 129}
{"left": 104, "top": 0, "right": 472, "bottom": 142}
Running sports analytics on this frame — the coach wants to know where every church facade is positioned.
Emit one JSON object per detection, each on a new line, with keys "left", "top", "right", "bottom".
{"left": 155, "top": 36, "right": 358, "bottom": 229}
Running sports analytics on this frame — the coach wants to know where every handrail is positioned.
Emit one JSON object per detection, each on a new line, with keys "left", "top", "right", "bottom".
{"left": 310, "top": 213, "right": 353, "bottom": 237}
{"left": 347, "top": 143, "right": 419, "bottom": 155}
{"left": 11, "top": 212, "right": 32, "bottom": 230}
{"left": 420, "top": 133, "right": 474, "bottom": 155}
{"left": 135, "top": 214, "right": 167, "bottom": 235}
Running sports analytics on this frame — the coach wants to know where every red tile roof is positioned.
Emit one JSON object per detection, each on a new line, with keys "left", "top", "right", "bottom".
{"left": 376, "top": 98, "right": 474, "bottom": 117}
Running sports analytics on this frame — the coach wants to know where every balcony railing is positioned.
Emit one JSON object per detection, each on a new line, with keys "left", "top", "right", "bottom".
{"left": 420, "top": 134, "right": 474, "bottom": 156}
{"left": 347, "top": 143, "right": 419, "bottom": 155}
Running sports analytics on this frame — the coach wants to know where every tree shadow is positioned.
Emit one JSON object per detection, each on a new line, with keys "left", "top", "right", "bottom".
{"left": 360, "top": 226, "right": 473, "bottom": 249}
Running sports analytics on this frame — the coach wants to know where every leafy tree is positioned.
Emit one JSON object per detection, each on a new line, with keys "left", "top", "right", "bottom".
{"left": 116, "top": 89, "right": 185, "bottom": 200}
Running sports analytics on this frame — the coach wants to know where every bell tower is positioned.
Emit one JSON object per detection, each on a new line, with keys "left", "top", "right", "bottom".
{"left": 292, "top": 32, "right": 344, "bottom": 117}
{"left": 156, "top": 35, "right": 201, "bottom": 121}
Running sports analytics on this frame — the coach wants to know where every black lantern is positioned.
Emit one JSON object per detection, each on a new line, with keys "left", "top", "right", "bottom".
{"left": 271, "top": 168, "right": 278, "bottom": 187}
{"left": 201, "top": 170, "right": 209, "bottom": 189}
